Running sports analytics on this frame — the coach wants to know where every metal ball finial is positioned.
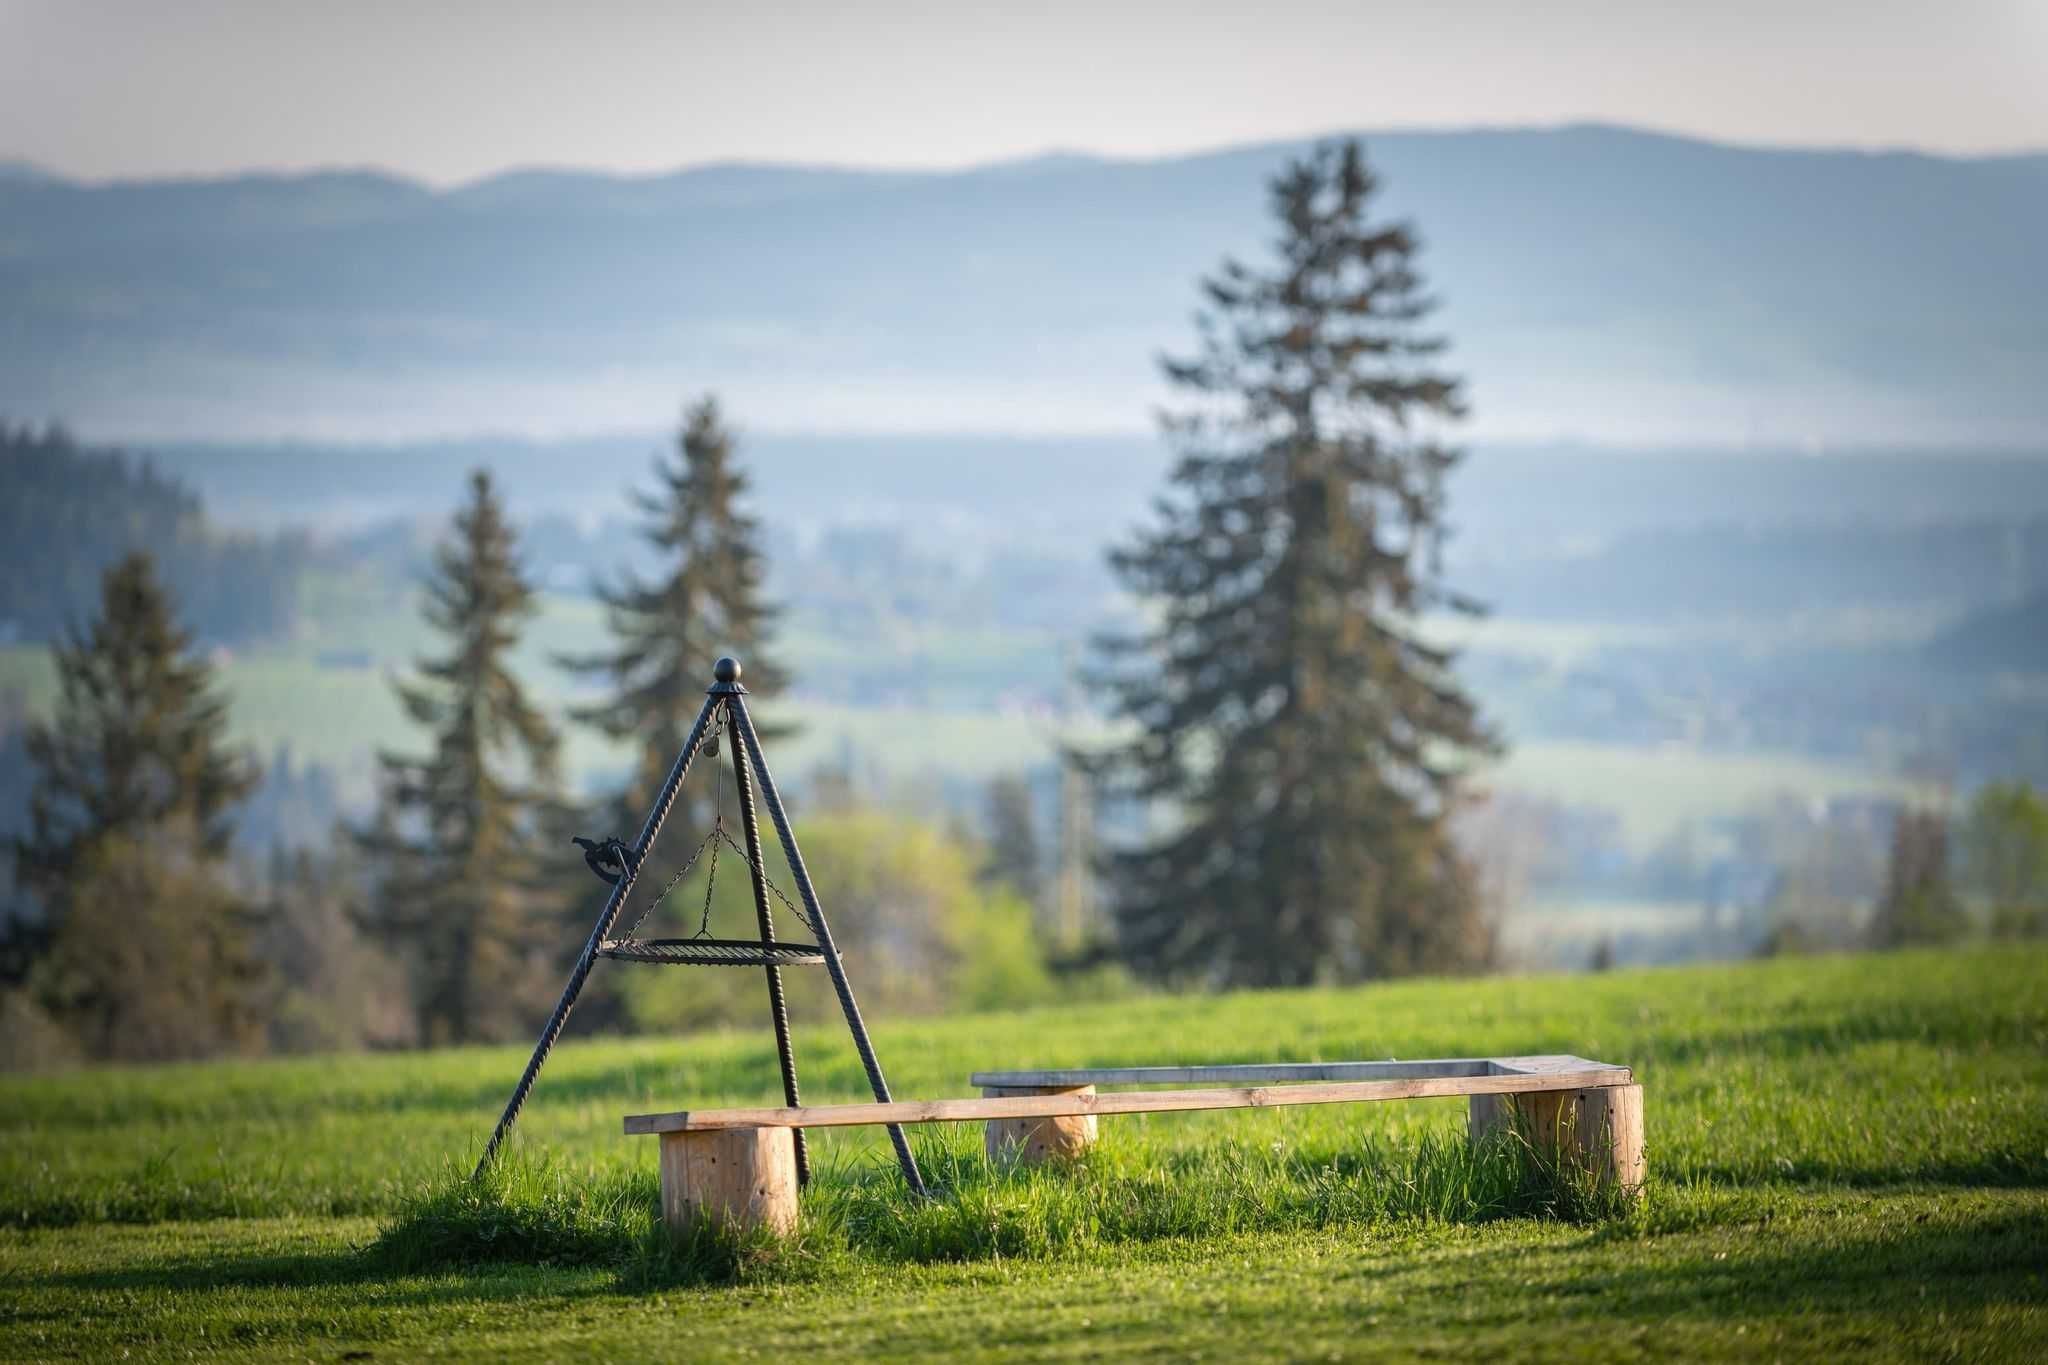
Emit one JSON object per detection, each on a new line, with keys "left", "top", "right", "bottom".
{"left": 713, "top": 656, "right": 741, "bottom": 684}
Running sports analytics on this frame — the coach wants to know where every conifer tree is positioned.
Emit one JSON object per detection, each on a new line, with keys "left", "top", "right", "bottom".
{"left": 1869, "top": 809, "right": 1969, "bottom": 948}
{"left": 565, "top": 397, "right": 788, "bottom": 834}
{"left": 1958, "top": 781, "right": 2048, "bottom": 915}
{"left": 364, "top": 471, "right": 563, "bottom": 1044}
{"left": 979, "top": 774, "right": 1045, "bottom": 910}
{"left": 15, "top": 554, "right": 252, "bottom": 889}
{"left": 1095, "top": 141, "right": 1497, "bottom": 988}
{"left": 9, "top": 553, "right": 264, "bottom": 1056}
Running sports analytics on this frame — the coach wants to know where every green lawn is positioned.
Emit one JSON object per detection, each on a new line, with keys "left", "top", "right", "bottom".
{"left": 3, "top": 946, "right": 2045, "bottom": 1359}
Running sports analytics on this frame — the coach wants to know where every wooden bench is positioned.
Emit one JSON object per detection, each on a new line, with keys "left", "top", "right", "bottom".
{"left": 624, "top": 1056, "right": 1643, "bottom": 1234}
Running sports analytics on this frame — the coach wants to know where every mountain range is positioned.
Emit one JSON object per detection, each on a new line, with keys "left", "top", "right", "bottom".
{"left": 2, "top": 124, "right": 2043, "bottom": 446}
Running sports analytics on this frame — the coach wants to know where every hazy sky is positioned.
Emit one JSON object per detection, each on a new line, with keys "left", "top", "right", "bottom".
{"left": 4, "top": 1, "right": 2044, "bottom": 184}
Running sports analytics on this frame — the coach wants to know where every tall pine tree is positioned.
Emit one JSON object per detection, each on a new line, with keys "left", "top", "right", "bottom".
{"left": 565, "top": 396, "right": 787, "bottom": 835}
{"left": 979, "top": 774, "right": 1045, "bottom": 911}
{"left": 15, "top": 554, "right": 252, "bottom": 889}
{"left": 1096, "top": 141, "right": 1497, "bottom": 988}
{"left": 1869, "top": 809, "right": 1969, "bottom": 948}
{"left": 9, "top": 553, "right": 264, "bottom": 1058}
{"left": 364, "top": 471, "right": 563, "bottom": 1044}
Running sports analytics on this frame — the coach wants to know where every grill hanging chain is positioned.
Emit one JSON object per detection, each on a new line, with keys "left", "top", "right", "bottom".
{"left": 691, "top": 822, "right": 722, "bottom": 939}
{"left": 713, "top": 823, "right": 818, "bottom": 938}
{"left": 688, "top": 713, "right": 731, "bottom": 939}
{"left": 610, "top": 710, "right": 820, "bottom": 945}
{"left": 615, "top": 829, "right": 717, "bottom": 941}
{"left": 616, "top": 714, "right": 725, "bottom": 940}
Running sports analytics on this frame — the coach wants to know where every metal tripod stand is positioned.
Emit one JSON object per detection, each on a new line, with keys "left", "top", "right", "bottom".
{"left": 471, "top": 656, "right": 927, "bottom": 1196}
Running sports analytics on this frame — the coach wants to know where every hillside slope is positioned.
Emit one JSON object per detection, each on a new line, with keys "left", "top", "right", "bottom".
{"left": 1925, "top": 588, "right": 2048, "bottom": 674}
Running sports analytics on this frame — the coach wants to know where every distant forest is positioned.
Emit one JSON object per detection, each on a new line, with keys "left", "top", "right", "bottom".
{"left": 0, "top": 424, "right": 310, "bottom": 643}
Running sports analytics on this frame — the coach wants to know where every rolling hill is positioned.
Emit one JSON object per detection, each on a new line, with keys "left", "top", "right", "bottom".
{"left": 3, "top": 124, "right": 2043, "bottom": 445}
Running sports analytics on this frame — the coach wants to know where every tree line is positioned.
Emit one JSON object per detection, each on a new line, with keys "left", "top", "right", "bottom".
{"left": 0, "top": 423, "right": 311, "bottom": 644}
{"left": 1799, "top": 789, "right": 2048, "bottom": 953}
{"left": 1, "top": 400, "right": 1061, "bottom": 1063}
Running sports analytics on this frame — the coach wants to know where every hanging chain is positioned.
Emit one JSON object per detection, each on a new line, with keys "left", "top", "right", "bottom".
{"left": 616, "top": 715, "right": 724, "bottom": 940}
{"left": 616, "top": 826, "right": 718, "bottom": 940}
{"left": 716, "top": 822, "right": 820, "bottom": 938}
{"left": 692, "top": 831, "right": 721, "bottom": 939}
{"left": 608, "top": 708, "right": 821, "bottom": 944}
{"left": 689, "top": 715, "right": 730, "bottom": 939}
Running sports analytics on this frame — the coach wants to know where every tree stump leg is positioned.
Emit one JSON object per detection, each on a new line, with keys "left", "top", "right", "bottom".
{"left": 983, "top": 1084, "right": 1097, "bottom": 1166}
{"left": 658, "top": 1127, "right": 799, "bottom": 1235}
{"left": 1468, "top": 1084, "right": 1645, "bottom": 1196}
{"left": 1467, "top": 1091, "right": 1515, "bottom": 1144}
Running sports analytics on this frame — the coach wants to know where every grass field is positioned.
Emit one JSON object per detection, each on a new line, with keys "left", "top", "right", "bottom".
{"left": 3, "top": 945, "right": 2046, "bottom": 1359}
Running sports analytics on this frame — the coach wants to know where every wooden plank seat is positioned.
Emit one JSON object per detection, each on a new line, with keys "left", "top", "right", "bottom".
{"left": 968, "top": 1057, "right": 1637, "bottom": 1173}
{"left": 625, "top": 1055, "right": 1644, "bottom": 1234}
{"left": 968, "top": 1056, "right": 1630, "bottom": 1088}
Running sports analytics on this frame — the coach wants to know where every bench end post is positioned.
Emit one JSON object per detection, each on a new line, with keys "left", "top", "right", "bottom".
{"left": 659, "top": 1126, "right": 799, "bottom": 1235}
{"left": 983, "top": 1084, "right": 1098, "bottom": 1166}
{"left": 1469, "top": 1083, "right": 1645, "bottom": 1199}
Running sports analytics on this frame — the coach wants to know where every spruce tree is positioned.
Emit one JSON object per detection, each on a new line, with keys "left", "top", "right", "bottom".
{"left": 1096, "top": 140, "right": 1497, "bottom": 988}
{"left": 15, "top": 554, "right": 252, "bottom": 889}
{"left": 979, "top": 774, "right": 1045, "bottom": 910}
{"left": 1869, "top": 809, "right": 1969, "bottom": 948}
{"left": 565, "top": 396, "right": 787, "bottom": 834}
{"left": 9, "top": 553, "right": 264, "bottom": 1057}
{"left": 364, "top": 471, "right": 563, "bottom": 1044}
{"left": 1958, "top": 781, "right": 2048, "bottom": 915}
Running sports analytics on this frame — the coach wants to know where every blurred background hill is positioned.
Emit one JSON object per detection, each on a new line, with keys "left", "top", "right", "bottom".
{"left": 5, "top": 124, "right": 2045, "bottom": 445}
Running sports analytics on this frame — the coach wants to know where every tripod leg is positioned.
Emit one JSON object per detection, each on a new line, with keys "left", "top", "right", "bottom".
{"left": 726, "top": 697, "right": 810, "bottom": 1185}
{"left": 727, "top": 694, "right": 929, "bottom": 1196}
{"left": 471, "top": 691, "right": 724, "bottom": 1180}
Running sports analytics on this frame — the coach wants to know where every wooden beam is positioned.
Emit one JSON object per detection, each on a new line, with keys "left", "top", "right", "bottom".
{"left": 968, "top": 1057, "right": 1625, "bottom": 1088}
{"left": 624, "top": 1065, "right": 1634, "bottom": 1136}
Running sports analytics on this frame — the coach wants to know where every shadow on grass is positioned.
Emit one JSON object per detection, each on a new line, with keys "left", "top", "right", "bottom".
{"left": 22, "top": 1185, "right": 2038, "bottom": 1338}
{"left": 1547, "top": 1202, "right": 2048, "bottom": 1325}
{"left": 13, "top": 1245, "right": 625, "bottom": 1323}
{"left": 1678, "top": 1150, "right": 2048, "bottom": 1192}
{"left": 15, "top": 1246, "right": 378, "bottom": 1295}
{"left": 1, "top": 1154, "right": 394, "bottom": 1231}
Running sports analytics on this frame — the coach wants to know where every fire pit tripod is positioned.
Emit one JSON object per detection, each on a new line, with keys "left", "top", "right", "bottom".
{"left": 471, "top": 656, "right": 927, "bottom": 1196}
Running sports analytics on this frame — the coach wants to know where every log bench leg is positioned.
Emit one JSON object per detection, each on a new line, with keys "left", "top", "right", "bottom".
{"left": 658, "top": 1127, "right": 799, "bottom": 1235}
{"left": 983, "top": 1084, "right": 1097, "bottom": 1166}
{"left": 1469, "top": 1083, "right": 1645, "bottom": 1195}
